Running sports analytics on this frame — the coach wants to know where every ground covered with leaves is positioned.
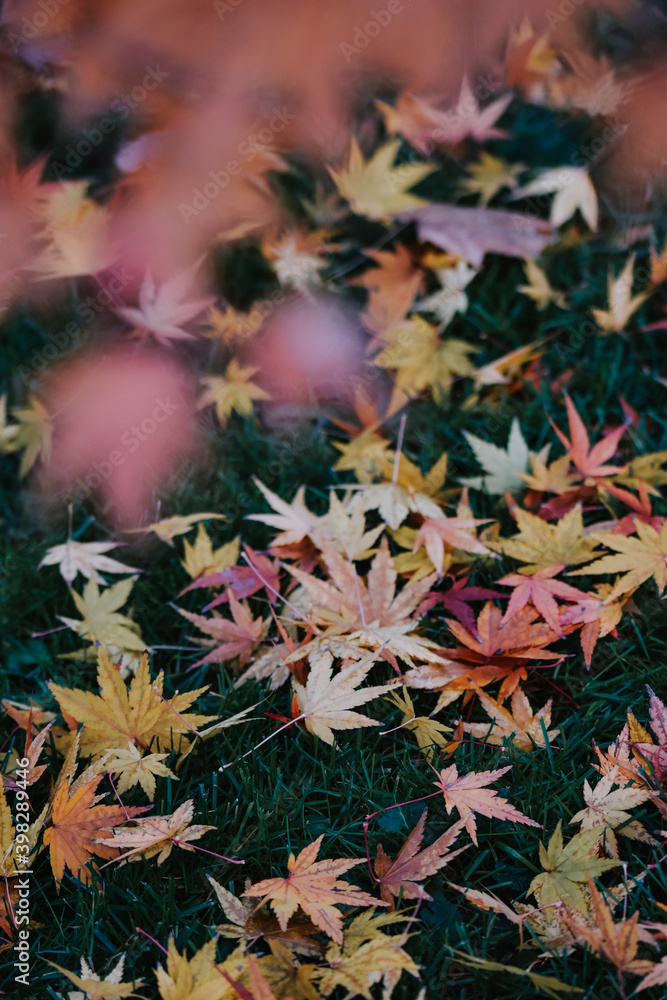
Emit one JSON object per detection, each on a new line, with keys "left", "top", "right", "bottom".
{"left": 3, "top": 22, "right": 667, "bottom": 1000}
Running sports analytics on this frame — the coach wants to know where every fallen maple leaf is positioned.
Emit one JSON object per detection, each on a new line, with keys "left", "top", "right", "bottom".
{"left": 96, "top": 799, "right": 215, "bottom": 866}
{"left": 412, "top": 515, "right": 492, "bottom": 575}
{"left": 511, "top": 166, "right": 598, "bottom": 231}
{"left": 488, "top": 503, "right": 600, "bottom": 574}
{"left": 46, "top": 955, "right": 142, "bottom": 1000}
{"left": 432, "top": 763, "right": 540, "bottom": 846}
{"left": 460, "top": 153, "right": 523, "bottom": 206}
{"left": 592, "top": 254, "right": 649, "bottom": 334}
{"left": 318, "top": 909, "right": 420, "bottom": 997}
{"left": 127, "top": 512, "right": 226, "bottom": 545}
{"left": 43, "top": 773, "right": 146, "bottom": 885}
{"left": 419, "top": 258, "right": 478, "bottom": 327}
{"left": 177, "top": 589, "right": 270, "bottom": 669}
{"left": 518, "top": 258, "right": 566, "bottom": 310}
{"left": 247, "top": 478, "right": 323, "bottom": 546}
{"left": 293, "top": 652, "right": 397, "bottom": 746}
{"left": 562, "top": 876, "right": 655, "bottom": 979}
{"left": 154, "top": 938, "right": 246, "bottom": 1000}
{"left": 374, "top": 316, "right": 476, "bottom": 399}
{"left": 460, "top": 418, "right": 550, "bottom": 496}
{"left": 528, "top": 822, "right": 620, "bottom": 912}
{"left": 569, "top": 767, "right": 656, "bottom": 858}
{"left": 115, "top": 261, "right": 214, "bottom": 345}
{"left": 549, "top": 395, "right": 628, "bottom": 482}
{"left": 181, "top": 527, "right": 240, "bottom": 580}
{"left": 49, "top": 649, "right": 214, "bottom": 760}
{"left": 570, "top": 521, "right": 667, "bottom": 602}
{"left": 374, "top": 808, "right": 467, "bottom": 906}
{"left": 105, "top": 742, "right": 177, "bottom": 801}
{"left": 354, "top": 244, "right": 424, "bottom": 336}
{"left": 385, "top": 687, "right": 454, "bottom": 761}
{"left": 401, "top": 203, "right": 555, "bottom": 268}
{"left": 243, "top": 834, "right": 386, "bottom": 944}
{"left": 329, "top": 139, "right": 434, "bottom": 220}
{"left": 499, "top": 566, "right": 591, "bottom": 635}
{"left": 57, "top": 576, "right": 147, "bottom": 654}
{"left": 39, "top": 538, "right": 140, "bottom": 587}
{"left": 198, "top": 361, "right": 271, "bottom": 427}
{"left": 462, "top": 686, "right": 559, "bottom": 753}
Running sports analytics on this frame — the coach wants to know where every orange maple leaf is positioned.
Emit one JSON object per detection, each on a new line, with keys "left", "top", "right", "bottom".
{"left": 243, "top": 835, "right": 386, "bottom": 944}
{"left": 549, "top": 395, "right": 628, "bottom": 482}
{"left": 43, "top": 774, "right": 146, "bottom": 885}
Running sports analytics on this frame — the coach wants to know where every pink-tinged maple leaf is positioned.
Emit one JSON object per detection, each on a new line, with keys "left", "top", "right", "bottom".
{"left": 499, "top": 566, "right": 592, "bottom": 635}
{"left": 243, "top": 835, "right": 386, "bottom": 944}
{"left": 632, "top": 686, "right": 667, "bottom": 784}
{"left": 115, "top": 260, "right": 214, "bottom": 345}
{"left": 603, "top": 481, "right": 664, "bottom": 536}
{"left": 176, "top": 588, "right": 270, "bottom": 668}
{"left": 549, "top": 394, "right": 628, "bottom": 481}
{"left": 412, "top": 516, "right": 494, "bottom": 575}
{"left": 420, "top": 576, "right": 501, "bottom": 632}
{"left": 180, "top": 546, "right": 281, "bottom": 608}
{"left": 559, "top": 583, "right": 635, "bottom": 667}
{"left": 431, "top": 763, "right": 541, "bottom": 846}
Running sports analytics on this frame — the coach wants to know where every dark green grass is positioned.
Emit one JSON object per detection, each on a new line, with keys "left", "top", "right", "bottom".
{"left": 2, "top": 97, "right": 667, "bottom": 999}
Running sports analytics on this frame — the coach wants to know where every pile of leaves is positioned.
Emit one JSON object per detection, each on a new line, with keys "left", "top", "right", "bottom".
{"left": 2, "top": 10, "right": 667, "bottom": 1000}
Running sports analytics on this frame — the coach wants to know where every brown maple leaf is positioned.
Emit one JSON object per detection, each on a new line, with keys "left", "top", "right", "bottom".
{"left": 432, "top": 763, "right": 540, "bottom": 846}
{"left": 243, "top": 834, "right": 386, "bottom": 944}
{"left": 373, "top": 808, "right": 467, "bottom": 907}
{"left": 562, "top": 876, "right": 655, "bottom": 980}
{"left": 43, "top": 774, "right": 146, "bottom": 885}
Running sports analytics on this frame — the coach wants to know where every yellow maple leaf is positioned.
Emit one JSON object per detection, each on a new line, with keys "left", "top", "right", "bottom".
{"left": 461, "top": 153, "right": 523, "bottom": 206}
{"left": 529, "top": 822, "right": 620, "bottom": 912}
{"left": 374, "top": 316, "right": 476, "bottom": 398}
{"left": 488, "top": 504, "right": 600, "bottom": 574}
{"left": 592, "top": 254, "right": 649, "bottom": 334}
{"left": 48, "top": 648, "right": 214, "bottom": 759}
{"left": 329, "top": 139, "right": 434, "bottom": 220}
{"left": 154, "top": 938, "right": 246, "bottom": 1000}
{"left": 181, "top": 525, "right": 240, "bottom": 579}
{"left": 518, "top": 258, "right": 566, "bottom": 310}
{"left": 385, "top": 687, "right": 454, "bottom": 760}
{"left": 10, "top": 396, "right": 53, "bottom": 477}
{"left": 58, "top": 576, "right": 147, "bottom": 652}
{"left": 198, "top": 359, "right": 270, "bottom": 427}
{"left": 570, "top": 521, "right": 667, "bottom": 601}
